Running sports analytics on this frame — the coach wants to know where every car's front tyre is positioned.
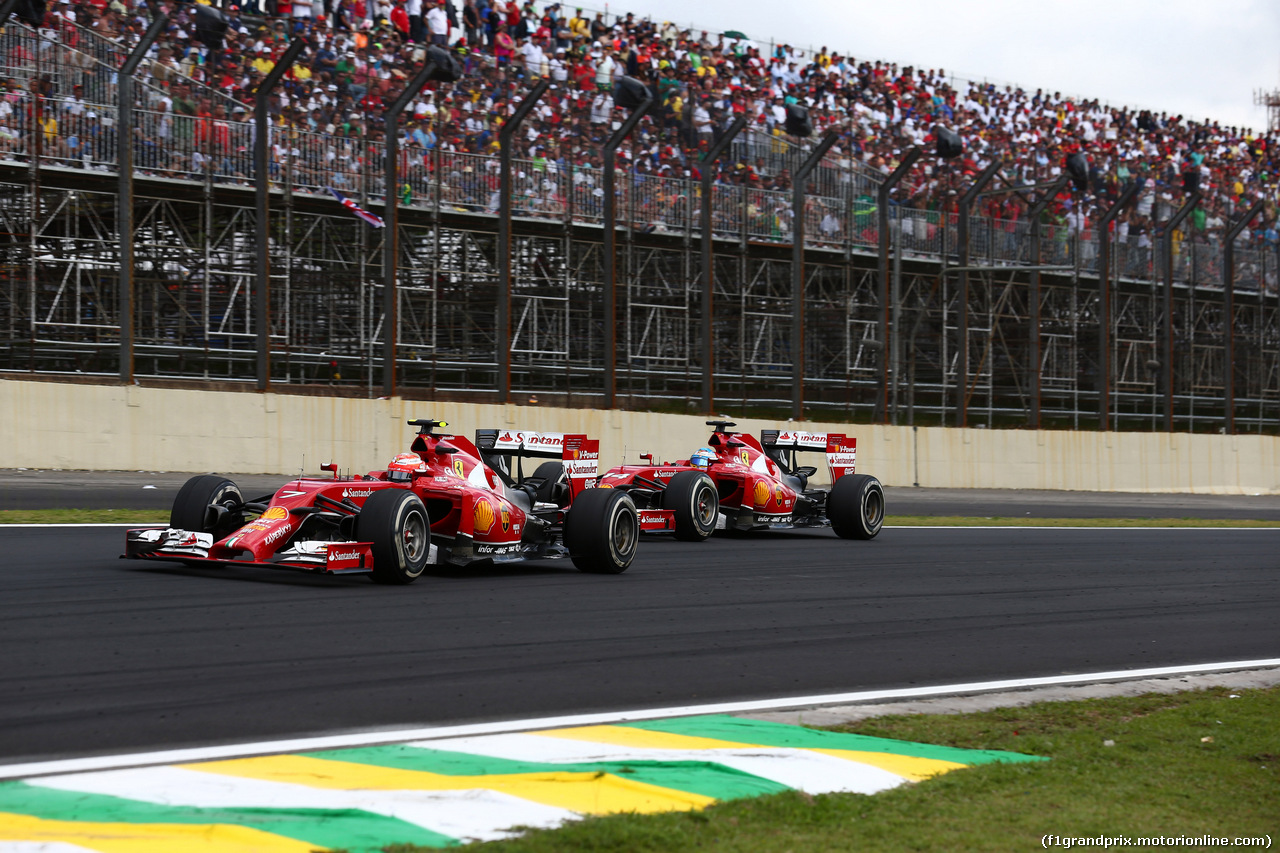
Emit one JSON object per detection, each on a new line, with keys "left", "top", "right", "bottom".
{"left": 663, "top": 470, "right": 719, "bottom": 541}
{"left": 171, "top": 474, "right": 245, "bottom": 538}
{"left": 359, "top": 490, "right": 431, "bottom": 584}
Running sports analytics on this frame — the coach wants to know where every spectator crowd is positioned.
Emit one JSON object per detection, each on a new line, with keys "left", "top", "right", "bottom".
{"left": 4, "top": 0, "right": 1280, "bottom": 258}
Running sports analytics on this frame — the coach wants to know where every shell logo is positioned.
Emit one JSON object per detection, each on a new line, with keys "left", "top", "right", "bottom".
{"left": 453, "top": 458, "right": 466, "bottom": 479}
{"left": 500, "top": 505, "right": 510, "bottom": 532}
{"left": 262, "top": 506, "right": 289, "bottom": 520}
{"left": 753, "top": 480, "right": 770, "bottom": 508}
{"left": 473, "top": 499, "right": 495, "bottom": 534}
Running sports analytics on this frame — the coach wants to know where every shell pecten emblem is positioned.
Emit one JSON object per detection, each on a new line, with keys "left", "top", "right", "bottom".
{"left": 473, "top": 498, "right": 496, "bottom": 535}
{"left": 261, "top": 506, "right": 289, "bottom": 520}
{"left": 753, "top": 480, "right": 770, "bottom": 508}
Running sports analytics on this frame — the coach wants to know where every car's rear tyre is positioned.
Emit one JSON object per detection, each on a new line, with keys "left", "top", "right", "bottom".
{"left": 358, "top": 490, "right": 431, "bottom": 584}
{"left": 564, "top": 488, "right": 639, "bottom": 574}
{"left": 529, "top": 461, "right": 568, "bottom": 504}
{"left": 171, "top": 474, "right": 244, "bottom": 537}
{"left": 828, "top": 474, "right": 884, "bottom": 540}
{"left": 663, "top": 470, "right": 718, "bottom": 541}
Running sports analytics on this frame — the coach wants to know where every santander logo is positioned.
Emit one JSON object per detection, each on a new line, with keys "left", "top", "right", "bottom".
{"left": 329, "top": 550, "right": 362, "bottom": 561}
{"left": 497, "top": 431, "right": 563, "bottom": 447}
{"left": 343, "top": 488, "right": 374, "bottom": 499}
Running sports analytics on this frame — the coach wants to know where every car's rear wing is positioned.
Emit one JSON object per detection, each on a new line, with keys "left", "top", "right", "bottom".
{"left": 561, "top": 435, "right": 600, "bottom": 501}
{"left": 760, "top": 430, "right": 857, "bottom": 482}
{"left": 475, "top": 430, "right": 599, "bottom": 499}
{"left": 475, "top": 429, "right": 567, "bottom": 458}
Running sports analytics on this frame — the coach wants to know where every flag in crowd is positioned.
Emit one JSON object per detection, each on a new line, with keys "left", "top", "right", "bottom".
{"left": 329, "top": 188, "right": 384, "bottom": 228}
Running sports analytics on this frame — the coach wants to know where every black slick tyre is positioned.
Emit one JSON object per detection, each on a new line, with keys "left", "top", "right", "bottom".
{"left": 827, "top": 474, "right": 884, "bottom": 540}
{"left": 662, "top": 470, "right": 719, "bottom": 541}
{"left": 564, "top": 488, "right": 639, "bottom": 574}
{"left": 358, "top": 490, "right": 431, "bottom": 584}
{"left": 170, "top": 474, "right": 245, "bottom": 537}
{"left": 529, "top": 461, "right": 567, "bottom": 504}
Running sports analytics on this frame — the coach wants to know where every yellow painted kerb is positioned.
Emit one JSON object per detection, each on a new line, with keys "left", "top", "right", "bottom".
{"left": 0, "top": 811, "right": 316, "bottom": 853}
{"left": 185, "top": 754, "right": 714, "bottom": 815}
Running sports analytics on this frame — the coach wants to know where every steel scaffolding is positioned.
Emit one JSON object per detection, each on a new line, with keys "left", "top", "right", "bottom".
{"left": 3, "top": 163, "right": 1277, "bottom": 434}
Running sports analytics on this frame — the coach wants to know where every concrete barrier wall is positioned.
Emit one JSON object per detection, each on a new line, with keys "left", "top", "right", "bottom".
{"left": 3, "top": 378, "right": 1277, "bottom": 494}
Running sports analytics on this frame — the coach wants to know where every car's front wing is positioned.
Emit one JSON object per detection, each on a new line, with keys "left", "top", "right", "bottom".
{"left": 123, "top": 527, "right": 378, "bottom": 575}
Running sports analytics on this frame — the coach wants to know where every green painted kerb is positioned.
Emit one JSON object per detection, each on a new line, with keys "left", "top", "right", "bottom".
{"left": 620, "top": 714, "right": 1048, "bottom": 765}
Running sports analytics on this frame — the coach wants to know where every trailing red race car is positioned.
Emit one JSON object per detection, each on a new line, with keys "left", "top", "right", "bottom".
{"left": 596, "top": 421, "right": 884, "bottom": 540}
{"left": 124, "top": 419, "right": 642, "bottom": 583}
{"left": 473, "top": 428, "right": 678, "bottom": 534}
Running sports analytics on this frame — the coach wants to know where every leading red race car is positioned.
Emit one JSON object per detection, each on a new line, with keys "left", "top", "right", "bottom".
{"left": 596, "top": 421, "right": 885, "bottom": 540}
{"left": 124, "top": 419, "right": 641, "bottom": 582}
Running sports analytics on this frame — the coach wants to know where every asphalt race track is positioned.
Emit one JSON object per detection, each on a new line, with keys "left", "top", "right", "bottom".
{"left": 1, "top": 523, "right": 1277, "bottom": 767}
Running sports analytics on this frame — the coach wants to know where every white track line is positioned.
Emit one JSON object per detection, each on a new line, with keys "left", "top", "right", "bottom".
{"left": 2, "top": 658, "right": 1277, "bottom": 781}
{"left": 0, "top": 524, "right": 165, "bottom": 529}
{"left": 882, "top": 525, "right": 1280, "bottom": 530}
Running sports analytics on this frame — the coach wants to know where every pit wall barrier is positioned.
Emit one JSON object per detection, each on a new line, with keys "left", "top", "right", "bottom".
{"left": 2, "top": 378, "right": 1277, "bottom": 495}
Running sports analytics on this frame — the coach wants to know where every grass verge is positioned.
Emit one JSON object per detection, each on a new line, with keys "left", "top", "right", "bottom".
{"left": 0, "top": 509, "right": 169, "bottom": 525}
{"left": 365, "top": 686, "right": 1277, "bottom": 853}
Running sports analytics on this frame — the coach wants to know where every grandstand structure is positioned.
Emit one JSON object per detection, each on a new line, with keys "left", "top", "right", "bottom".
{"left": 1256, "top": 88, "right": 1280, "bottom": 134}
{"left": 1, "top": 18, "right": 1278, "bottom": 434}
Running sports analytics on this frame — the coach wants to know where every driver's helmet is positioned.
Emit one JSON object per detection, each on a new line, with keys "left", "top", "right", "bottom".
{"left": 387, "top": 452, "right": 425, "bottom": 482}
{"left": 689, "top": 446, "right": 716, "bottom": 469}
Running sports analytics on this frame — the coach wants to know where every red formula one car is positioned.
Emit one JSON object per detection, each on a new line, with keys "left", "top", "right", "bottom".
{"left": 124, "top": 419, "right": 641, "bottom": 582}
{"left": 596, "top": 420, "right": 885, "bottom": 540}
{"left": 473, "top": 428, "right": 678, "bottom": 535}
